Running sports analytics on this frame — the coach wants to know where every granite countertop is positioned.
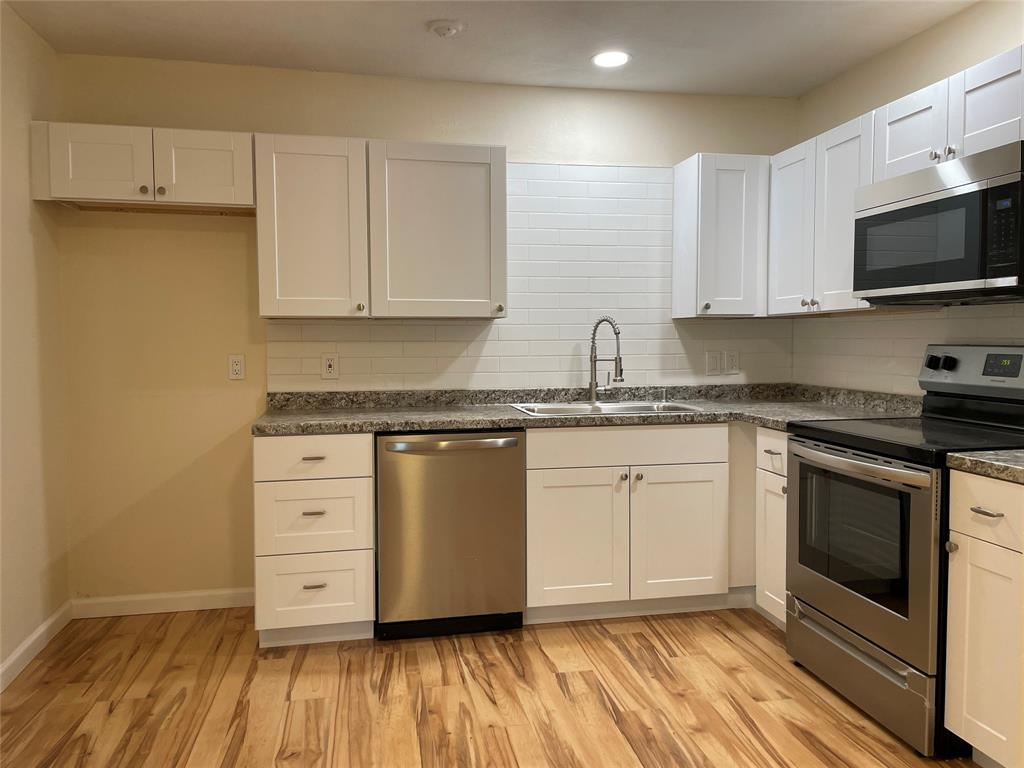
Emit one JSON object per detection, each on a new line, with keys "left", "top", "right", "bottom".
{"left": 252, "top": 398, "right": 915, "bottom": 437}
{"left": 947, "top": 450, "right": 1024, "bottom": 485}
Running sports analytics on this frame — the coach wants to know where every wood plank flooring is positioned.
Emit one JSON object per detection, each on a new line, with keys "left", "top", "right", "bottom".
{"left": 0, "top": 607, "right": 977, "bottom": 767}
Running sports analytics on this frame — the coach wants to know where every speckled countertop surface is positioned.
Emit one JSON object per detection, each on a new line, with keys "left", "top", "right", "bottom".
{"left": 947, "top": 450, "right": 1024, "bottom": 485}
{"left": 252, "top": 397, "right": 918, "bottom": 436}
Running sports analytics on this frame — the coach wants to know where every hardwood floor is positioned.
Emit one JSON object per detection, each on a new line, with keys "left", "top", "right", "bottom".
{"left": 1, "top": 607, "right": 976, "bottom": 768}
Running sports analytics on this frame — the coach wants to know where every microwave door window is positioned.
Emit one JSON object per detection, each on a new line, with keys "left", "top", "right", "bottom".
{"left": 798, "top": 465, "right": 911, "bottom": 617}
{"left": 855, "top": 191, "right": 983, "bottom": 292}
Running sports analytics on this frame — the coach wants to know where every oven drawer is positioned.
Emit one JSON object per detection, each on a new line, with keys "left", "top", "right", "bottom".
{"left": 756, "top": 428, "right": 787, "bottom": 476}
{"left": 786, "top": 596, "right": 936, "bottom": 755}
{"left": 950, "top": 470, "right": 1023, "bottom": 553}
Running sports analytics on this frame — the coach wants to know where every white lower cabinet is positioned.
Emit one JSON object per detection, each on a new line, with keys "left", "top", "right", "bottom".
{"left": 526, "top": 425, "right": 730, "bottom": 609}
{"left": 526, "top": 467, "right": 630, "bottom": 607}
{"left": 255, "top": 550, "right": 374, "bottom": 631}
{"left": 630, "top": 463, "right": 729, "bottom": 600}
{"left": 945, "top": 471, "right": 1024, "bottom": 768}
{"left": 755, "top": 468, "right": 788, "bottom": 623}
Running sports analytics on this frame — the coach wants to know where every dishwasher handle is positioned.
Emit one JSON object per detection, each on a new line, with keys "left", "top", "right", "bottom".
{"left": 385, "top": 436, "right": 519, "bottom": 453}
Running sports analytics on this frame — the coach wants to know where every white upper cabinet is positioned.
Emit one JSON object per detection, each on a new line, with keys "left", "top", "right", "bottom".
{"left": 768, "top": 139, "right": 816, "bottom": 315}
{"left": 873, "top": 79, "right": 949, "bottom": 180}
{"left": 948, "top": 45, "right": 1024, "bottom": 160}
{"left": 630, "top": 463, "right": 729, "bottom": 600}
{"left": 369, "top": 140, "right": 507, "bottom": 318}
{"left": 672, "top": 153, "right": 769, "bottom": 318}
{"left": 153, "top": 128, "right": 253, "bottom": 206}
{"left": 813, "top": 114, "right": 873, "bottom": 313}
{"left": 43, "top": 122, "right": 154, "bottom": 202}
{"left": 255, "top": 133, "right": 369, "bottom": 318}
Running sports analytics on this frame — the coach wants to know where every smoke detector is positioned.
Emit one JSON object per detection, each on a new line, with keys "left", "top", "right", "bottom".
{"left": 427, "top": 19, "right": 466, "bottom": 39}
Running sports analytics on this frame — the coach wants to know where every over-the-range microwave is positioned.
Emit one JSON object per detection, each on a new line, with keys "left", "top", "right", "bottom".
{"left": 853, "top": 140, "right": 1023, "bottom": 305}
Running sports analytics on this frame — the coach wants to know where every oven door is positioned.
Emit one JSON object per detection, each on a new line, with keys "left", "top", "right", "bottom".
{"left": 787, "top": 438, "right": 941, "bottom": 674}
{"left": 853, "top": 182, "right": 987, "bottom": 300}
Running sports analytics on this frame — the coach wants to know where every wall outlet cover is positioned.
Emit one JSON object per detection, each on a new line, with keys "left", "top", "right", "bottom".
{"left": 724, "top": 350, "right": 740, "bottom": 374}
{"left": 228, "top": 354, "right": 246, "bottom": 380}
{"left": 321, "top": 354, "right": 340, "bottom": 379}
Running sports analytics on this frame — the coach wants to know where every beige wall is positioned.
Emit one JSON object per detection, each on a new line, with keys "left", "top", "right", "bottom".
{"left": 1, "top": 4, "right": 66, "bottom": 659}
{"left": 797, "top": 0, "right": 1024, "bottom": 139}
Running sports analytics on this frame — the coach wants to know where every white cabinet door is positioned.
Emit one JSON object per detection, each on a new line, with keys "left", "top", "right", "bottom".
{"left": 153, "top": 128, "right": 253, "bottom": 206}
{"left": 527, "top": 467, "right": 629, "bottom": 607}
{"left": 948, "top": 46, "right": 1024, "bottom": 159}
{"left": 755, "top": 469, "right": 787, "bottom": 624}
{"left": 945, "top": 532, "right": 1022, "bottom": 768}
{"left": 630, "top": 463, "right": 729, "bottom": 600}
{"left": 695, "top": 154, "right": 769, "bottom": 317}
{"left": 255, "top": 134, "right": 369, "bottom": 318}
{"left": 369, "top": 140, "right": 507, "bottom": 318}
{"left": 47, "top": 122, "right": 154, "bottom": 202}
{"left": 813, "top": 114, "right": 873, "bottom": 313}
{"left": 873, "top": 80, "right": 948, "bottom": 180}
{"left": 768, "top": 139, "right": 816, "bottom": 316}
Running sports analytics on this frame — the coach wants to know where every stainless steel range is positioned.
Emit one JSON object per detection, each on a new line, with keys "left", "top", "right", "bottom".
{"left": 786, "top": 344, "right": 1024, "bottom": 757}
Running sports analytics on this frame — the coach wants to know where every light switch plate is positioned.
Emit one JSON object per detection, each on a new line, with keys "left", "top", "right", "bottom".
{"left": 706, "top": 350, "right": 723, "bottom": 376}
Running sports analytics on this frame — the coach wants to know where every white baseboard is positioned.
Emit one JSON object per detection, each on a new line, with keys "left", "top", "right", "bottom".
{"left": 71, "top": 587, "right": 254, "bottom": 619}
{"left": 258, "top": 621, "right": 374, "bottom": 648}
{"left": 0, "top": 601, "right": 72, "bottom": 692}
{"left": 524, "top": 586, "right": 755, "bottom": 625}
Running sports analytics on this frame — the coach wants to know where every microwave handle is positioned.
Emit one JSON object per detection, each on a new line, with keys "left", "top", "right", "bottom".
{"left": 790, "top": 446, "right": 933, "bottom": 489}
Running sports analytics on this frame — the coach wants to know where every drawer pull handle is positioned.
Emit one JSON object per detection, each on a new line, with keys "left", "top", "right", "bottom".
{"left": 302, "top": 583, "right": 328, "bottom": 591}
{"left": 301, "top": 510, "right": 327, "bottom": 517}
{"left": 970, "top": 506, "right": 1004, "bottom": 519}
{"left": 763, "top": 449, "right": 782, "bottom": 456}
{"left": 782, "top": 486, "right": 788, "bottom": 495}
{"left": 301, "top": 456, "right": 326, "bottom": 462}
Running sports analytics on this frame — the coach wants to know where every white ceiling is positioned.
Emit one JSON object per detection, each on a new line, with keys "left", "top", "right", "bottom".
{"left": 11, "top": 0, "right": 975, "bottom": 97}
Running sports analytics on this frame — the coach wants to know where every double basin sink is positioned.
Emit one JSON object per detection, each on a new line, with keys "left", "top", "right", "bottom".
{"left": 511, "top": 401, "right": 703, "bottom": 417}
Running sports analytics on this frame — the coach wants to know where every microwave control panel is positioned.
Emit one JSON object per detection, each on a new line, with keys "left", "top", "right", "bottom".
{"left": 986, "top": 181, "right": 1020, "bottom": 273}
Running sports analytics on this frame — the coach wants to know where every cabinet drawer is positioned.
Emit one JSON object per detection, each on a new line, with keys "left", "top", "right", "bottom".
{"left": 254, "top": 550, "right": 374, "bottom": 631}
{"left": 950, "top": 471, "right": 1024, "bottom": 553}
{"left": 756, "top": 428, "right": 788, "bottom": 476}
{"left": 526, "top": 425, "right": 728, "bottom": 469}
{"left": 254, "top": 478, "right": 373, "bottom": 556}
{"left": 253, "top": 434, "right": 372, "bottom": 481}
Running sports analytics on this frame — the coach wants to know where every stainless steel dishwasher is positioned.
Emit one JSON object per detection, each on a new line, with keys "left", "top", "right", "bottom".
{"left": 376, "top": 431, "right": 525, "bottom": 639}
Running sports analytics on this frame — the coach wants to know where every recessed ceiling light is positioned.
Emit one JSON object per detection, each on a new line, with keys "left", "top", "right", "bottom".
{"left": 591, "top": 51, "right": 630, "bottom": 68}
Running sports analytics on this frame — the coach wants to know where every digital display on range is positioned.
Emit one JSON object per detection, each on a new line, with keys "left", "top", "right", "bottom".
{"left": 983, "top": 353, "right": 1023, "bottom": 378}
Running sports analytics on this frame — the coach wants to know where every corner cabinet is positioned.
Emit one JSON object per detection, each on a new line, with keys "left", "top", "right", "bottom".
{"left": 672, "top": 153, "right": 769, "bottom": 318}
{"left": 945, "top": 471, "right": 1024, "bottom": 768}
{"left": 32, "top": 121, "right": 254, "bottom": 207}
{"left": 255, "top": 134, "right": 370, "bottom": 318}
{"left": 369, "top": 140, "right": 507, "bottom": 318}
{"left": 526, "top": 425, "right": 730, "bottom": 609}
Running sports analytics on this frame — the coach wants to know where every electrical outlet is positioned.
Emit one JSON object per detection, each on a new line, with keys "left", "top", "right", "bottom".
{"left": 228, "top": 354, "right": 246, "bottom": 380}
{"left": 321, "top": 354, "right": 339, "bottom": 380}
{"left": 724, "top": 350, "right": 740, "bottom": 375}
{"left": 705, "top": 350, "right": 723, "bottom": 376}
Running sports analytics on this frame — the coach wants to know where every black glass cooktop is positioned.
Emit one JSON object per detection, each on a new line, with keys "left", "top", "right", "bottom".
{"left": 789, "top": 417, "right": 1024, "bottom": 466}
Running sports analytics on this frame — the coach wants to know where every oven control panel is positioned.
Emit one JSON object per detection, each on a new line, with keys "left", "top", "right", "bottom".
{"left": 920, "top": 344, "right": 1024, "bottom": 400}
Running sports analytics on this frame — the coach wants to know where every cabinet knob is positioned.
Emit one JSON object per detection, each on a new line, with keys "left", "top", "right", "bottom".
{"left": 635, "top": 472, "right": 644, "bottom": 481}
{"left": 809, "top": 298, "right": 820, "bottom": 307}
{"left": 495, "top": 304, "right": 505, "bottom": 313}
{"left": 800, "top": 298, "right": 810, "bottom": 307}
{"left": 139, "top": 184, "right": 149, "bottom": 194}
{"left": 928, "top": 149, "right": 941, "bottom": 162}
{"left": 945, "top": 541, "right": 959, "bottom": 553}
{"left": 356, "top": 303, "right": 366, "bottom": 312}
{"left": 156, "top": 185, "right": 166, "bottom": 196}
{"left": 781, "top": 485, "right": 788, "bottom": 495}
{"left": 943, "top": 145, "right": 957, "bottom": 159}
{"left": 620, "top": 472, "right": 629, "bottom": 481}
{"left": 702, "top": 302, "right": 711, "bottom": 311}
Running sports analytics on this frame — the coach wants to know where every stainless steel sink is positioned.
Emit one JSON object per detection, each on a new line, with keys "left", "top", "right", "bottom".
{"left": 511, "top": 401, "right": 704, "bottom": 417}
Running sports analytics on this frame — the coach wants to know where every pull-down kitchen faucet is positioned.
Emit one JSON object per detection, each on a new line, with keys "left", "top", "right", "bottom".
{"left": 589, "top": 316, "right": 624, "bottom": 403}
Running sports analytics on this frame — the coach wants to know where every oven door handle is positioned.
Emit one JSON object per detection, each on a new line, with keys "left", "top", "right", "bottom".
{"left": 790, "top": 446, "right": 933, "bottom": 489}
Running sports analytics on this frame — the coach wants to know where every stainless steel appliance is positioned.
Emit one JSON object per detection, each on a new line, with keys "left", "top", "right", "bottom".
{"left": 853, "top": 141, "right": 1022, "bottom": 305}
{"left": 376, "top": 431, "right": 525, "bottom": 639}
{"left": 786, "top": 344, "right": 1024, "bottom": 756}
